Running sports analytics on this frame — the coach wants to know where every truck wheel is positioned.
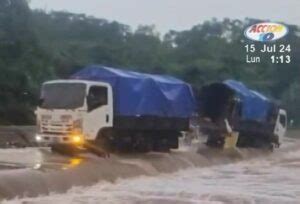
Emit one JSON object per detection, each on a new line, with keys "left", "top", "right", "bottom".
{"left": 268, "top": 143, "right": 275, "bottom": 152}
{"left": 85, "top": 141, "right": 110, "bottom": 158}
{"left": 97, "top": 128, "right": 113, "bottom": 151}
{"left": 51, "top": 144, "right": 78, "bottom": 156}
{"left": 85, "top": 129, "right": 111, "bottom": 157}
{"left": 273, "top": 135, "right": 280, "bottom": 148}
{"left": 206, "top": 135, "right": 224, "bottom": 148}
{"left": 153, "top": 137, "right": 170, "bottom": 152}
{"left": 134, "top": 134, "right": 153, "bottom": 153}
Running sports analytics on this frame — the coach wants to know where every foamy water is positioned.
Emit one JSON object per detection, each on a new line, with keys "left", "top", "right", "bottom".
{"left": 4, "top": 147, "right": 300, "bottom": 204}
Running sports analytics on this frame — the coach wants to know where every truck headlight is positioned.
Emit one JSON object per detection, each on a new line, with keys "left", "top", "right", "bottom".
{"left": 35, "top": 135, "right": 42, "bottom": 142}
{"left": 71, "top": 119, "right": 83, "bottom": 144}
{"left": 71, "top": 134, "right": 84, "bottom": 144}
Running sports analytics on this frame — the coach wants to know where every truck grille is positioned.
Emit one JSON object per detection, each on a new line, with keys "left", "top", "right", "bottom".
{"left": 41, "top": 121, "right": 73, "bottom": 135}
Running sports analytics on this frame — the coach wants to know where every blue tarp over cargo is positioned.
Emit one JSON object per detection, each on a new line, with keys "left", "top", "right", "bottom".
{"left": 71, "top": 65, "right": 196, "bottom": 118}
{"left": 223, "top": 80, "right": 272, "bottom": 122}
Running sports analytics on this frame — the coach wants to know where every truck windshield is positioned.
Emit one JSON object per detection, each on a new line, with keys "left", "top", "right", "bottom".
{"left": 40, "top": 83, "right": 86, "bottom": 109}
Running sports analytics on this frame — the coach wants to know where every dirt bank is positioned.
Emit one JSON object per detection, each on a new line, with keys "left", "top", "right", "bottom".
{"left": 0, "top": 126, "right": 36, "bottom": 148}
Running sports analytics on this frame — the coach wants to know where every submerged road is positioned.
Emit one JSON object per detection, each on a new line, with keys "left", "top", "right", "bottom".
{"left": 0, "top": 132, "right": 298, "bottom": 203}
{"left": 9, "top": 144, "right": 299, "bottom": 204}
{"left": 0, "top": 145, "right": 243, "bottom": 199}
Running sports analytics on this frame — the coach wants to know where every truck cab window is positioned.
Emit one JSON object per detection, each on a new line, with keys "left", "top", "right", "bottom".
{"left": 279, "top": 114, "right": 287, "bottom": 127}
{"left": 87, "top": 86, "right": 108, "bottom": 112}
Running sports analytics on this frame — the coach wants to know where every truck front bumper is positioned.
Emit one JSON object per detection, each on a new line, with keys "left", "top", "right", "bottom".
{"left": 35, "top": 133, "right": 84, "bottom": 146}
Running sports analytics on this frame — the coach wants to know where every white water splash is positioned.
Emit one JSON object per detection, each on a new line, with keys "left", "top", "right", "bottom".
{"left": 5, "top": 148, "right": 300, "bottom": 204}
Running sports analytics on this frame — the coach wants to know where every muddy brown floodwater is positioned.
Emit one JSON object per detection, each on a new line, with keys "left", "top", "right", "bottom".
{"left": 1, "top": 131, "right": 300, "bottom": 204}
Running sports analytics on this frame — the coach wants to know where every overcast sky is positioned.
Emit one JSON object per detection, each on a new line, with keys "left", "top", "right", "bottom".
{"left": 30, "top": 0, "right": 300, "bottom": 34}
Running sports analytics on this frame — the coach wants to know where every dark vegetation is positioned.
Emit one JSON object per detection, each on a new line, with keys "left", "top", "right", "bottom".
{"left": 0, "top": 0, "right": 299, "bottom": 125}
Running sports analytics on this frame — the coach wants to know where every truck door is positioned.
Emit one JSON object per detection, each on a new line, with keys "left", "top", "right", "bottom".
{"left": 83, "top": 85, "right": 113, "bottom": 140}
{"left": 274, "top": 109, "right": 287, "bottom": 144}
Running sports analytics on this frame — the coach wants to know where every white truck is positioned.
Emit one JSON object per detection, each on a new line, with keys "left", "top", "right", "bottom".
{"left": 35, "top": 66, "right": 196, "bottom": 154}
{"left": 198, "top": 80, "right": 287, "bottom": 150}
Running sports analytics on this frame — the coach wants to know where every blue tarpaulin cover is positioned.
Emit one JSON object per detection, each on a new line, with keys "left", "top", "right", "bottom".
{"left": 223, "top": 80, "right": 271, "bottom": 122}
{"left": 71, "top": 65, "right": 196, "bottom": 118}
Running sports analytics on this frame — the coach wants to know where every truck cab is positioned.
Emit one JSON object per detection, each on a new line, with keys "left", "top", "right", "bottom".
{"left": 35, "top": 65, "right": 195, "bottom": 154}
{"left": 35, "top": 80, "right": 113, "bottom": 146}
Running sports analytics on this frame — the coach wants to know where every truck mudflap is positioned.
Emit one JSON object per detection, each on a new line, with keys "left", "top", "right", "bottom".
{"left": 205, "top": 131, "right": 239, "bottom": 149}
{"left": 84, "top": 141, "right": 110, "bottom": 158}
{"left": 223, "top": 132, "right": 239, "bottom": 149}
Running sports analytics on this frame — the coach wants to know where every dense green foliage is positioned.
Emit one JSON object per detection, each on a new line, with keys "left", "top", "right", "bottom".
{"left": 0, "top": 0, "right": 299, "bottom": 125}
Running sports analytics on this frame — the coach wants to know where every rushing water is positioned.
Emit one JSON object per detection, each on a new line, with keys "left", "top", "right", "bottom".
{"left": 4, "top": 142, "right": 300, "bottom": 204}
